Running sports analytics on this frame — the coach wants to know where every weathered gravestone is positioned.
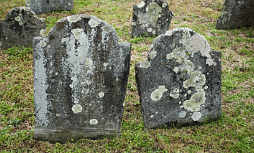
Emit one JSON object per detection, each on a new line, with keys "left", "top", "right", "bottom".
{"left": 135, "top": 28, "right": 221, "bottom": 129}
{"left": 0, "top": 7, "right": 46, "bottom": 49}
{"left": 26, "top": 0, "right": 73, "bottom": 15}
{"left": 33, "top": 14, "right": 131, "bottom": 143}
{"left": 131, "top": 0, "right": 173, "bottom": 37}
{"left": 217, "top": 0, "right": 254, "bottom": 29}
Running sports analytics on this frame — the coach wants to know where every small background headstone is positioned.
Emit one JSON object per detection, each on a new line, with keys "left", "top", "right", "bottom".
{"left": 136, "top": 28, "right": 221, "bottom": 129}
{"left": 131, "top": 0, "right": 173, "bottom": 37}
{"left": 0, "top": 7, "right": 46, "bottom": 49}
{"left": 26, "top": 0, "right": 73, "bottom": 15}
{"left": 217, "top": 0, "right": 254, "bottom": 29}
{"left": 33, "top": 14, "right": 131, "bottom": 143}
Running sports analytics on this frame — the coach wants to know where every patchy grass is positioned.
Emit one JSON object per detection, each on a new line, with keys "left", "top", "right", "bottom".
{"left": 0, "top": 0, "right": 254, "bottom": 152}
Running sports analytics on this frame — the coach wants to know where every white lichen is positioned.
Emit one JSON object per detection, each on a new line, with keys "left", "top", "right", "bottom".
{"left": 67, "top": 15, "right": 81, "bottom": 23}
{"left": 90, "top": 119, "right": 98, "bottom": 125}
{"left": 191, "top": 112, "right": 202, "bottom": 121}
{"left": 151, "top": 86, "right": 168, "bottom": 101}
{"left": 178, "top": 111, "right": 186, "bottom": 118}
{"left": 162, "top": 2, "right": 168, "bottom": 8}
{"left": 39, "top": 40, "right": 47, "bottom": 48}
{"left": 170, "top": 88, "right": 180, "bottom": 99}
{"left": 72, "top": 104, "right": 82, "bottom": 114}
{"left": 99, "top": 92, "right": 104, "bottom": 98}
{"left": 137, "top": 1, "right": 145, "bottom": 8}
{"left": 173, "top": 67, "right": 180, "bottom": 73}
{"left": 148, "top": 50, "right": 157, "bottom": 59}
{"left": 40, "top": 29, "right": 47, "bottom": 37}
{"left": 147, "top": 28, "right": 153, "bottom": 32}
{"left": 88, "top": 19, "right": 99, "bottom": 28}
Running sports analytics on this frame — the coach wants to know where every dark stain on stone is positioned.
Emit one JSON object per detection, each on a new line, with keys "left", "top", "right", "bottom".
{"left": 49, "top": 35, "right": 55, "bottom": 41}
{"left": 10, "top": 21, "right": 23, "bottom": 36}
{"left": 55, "top": 22, "right": 65, "bottom": 31}
{"left": 71, "top": 22, "right": 82, "bottom": 29}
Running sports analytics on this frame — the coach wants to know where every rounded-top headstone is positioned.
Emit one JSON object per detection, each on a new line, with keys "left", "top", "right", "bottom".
{"left": 33, "top": 14, "right": 131, "bottom": 143}
{"left": 26, "top": 0, "right": 73, "bottom": 15}
{"left": 216, "top": 0, "right": 254, "bottom": 29}
{"left": 131, "top": 0, "right": 173, "bottom": 37}
{"left": 0, "top": 7, "right": 46, "bottom": 49}
{"left": 135, "top": 28, "right": 221, "bottom": 129}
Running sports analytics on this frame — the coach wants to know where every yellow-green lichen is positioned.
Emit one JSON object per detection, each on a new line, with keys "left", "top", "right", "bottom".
{"left": 146, "top": 2, "right": 162, "bottom": 26}
{"left": 183, "top": 70, "right": 206, "bottom": 89}
{"left": 71, "top": 29, "right": 83, "bottom": 39}
{"left": 151, "top": 86, "right": 168, "bottom": 101}
{"left": 139, "top": 60, "right": 150, "bottom": 68}
{"left": 183, "top": 90, "right": 206, "bottom": 112}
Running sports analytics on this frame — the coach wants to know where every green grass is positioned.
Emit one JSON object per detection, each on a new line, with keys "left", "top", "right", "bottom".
{"left": 1, "top": 0, "right": 254, "bottom": 152}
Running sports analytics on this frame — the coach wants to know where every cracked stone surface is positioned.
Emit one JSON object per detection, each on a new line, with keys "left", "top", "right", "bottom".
{"left": 26, "top": 0, "right": 73, "bottom": 15}
{"left": 135, "top": 28, "right": 221, "bottom": 129}
{"left": 131, "top": 0, "right": 173, "bottom": 37}
{"left": 0, "top": 7, "right": 46, "bottom": 49}
{"left": 33, "top": 14, "right": 131, "bottom": 143}
{"left": 216, "top": 0, "right": 254, "bottom": 29}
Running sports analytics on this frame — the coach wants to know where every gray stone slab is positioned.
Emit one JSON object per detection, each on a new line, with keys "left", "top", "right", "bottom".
{"left": 33, "top": 14, "right": 131, "bottom": 143}
{"left": 0, "top": 7, "right": 46, "bottom": 49}
{"left": 26, "top": 0, "right": 73, "bottom": 15}
{"left": 135, "top": 28, "right": 221, "bottom": 129}
{"left": 217, "top": 0, "right": 254, "bottom": 29}
{"left": 131, "top": 0, "right": 173, "bottom": 37}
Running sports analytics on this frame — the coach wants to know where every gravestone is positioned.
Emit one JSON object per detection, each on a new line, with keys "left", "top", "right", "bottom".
{"left": 217, "top": 0, "right": 254, "bottom": 29}
{"left": 26, "top": 0, "right": 73, "bottom": 15}
{"left": 131, "top": 0, "right": 173, "bottom": 37}
{"left": 0, "top": 7, "right": 46, "bottom": 49}
{"left": 135, "top": 28, "right": 221, "bottom": 129}
{"left": 33, "top": 14, "right": 131, "bottom": 143}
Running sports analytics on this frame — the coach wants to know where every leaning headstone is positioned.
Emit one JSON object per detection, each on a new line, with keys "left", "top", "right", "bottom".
{"left": 0, "top": 7, "right": 46, "bottom": 49}
{"left": 26, "top": 0, "right": 73, "bottom": 15}
{"left": 33, "top": 14, "right": 131, "bottom": 143}
{"left": 217, "top": 0, "right": 254, "bottom": 29}
{"left": 135, "top": 28, "right": 221, "bottom": 129}
{"left": 131, "top": 0, "right": 173, "bottom": 37}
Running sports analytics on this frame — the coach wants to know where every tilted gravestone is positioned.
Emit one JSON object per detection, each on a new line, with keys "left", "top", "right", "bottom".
{"left": 217, "top": 0, "right": 254, "bottom": 29}
{"left": 131, "top": 0, "right": 173, "bottom": 37}
{"left": 26, "top": 0, "right": 73, "bottom": 15}
{"left": 33, "top": 14, "right": 131, "bottom": 143}
{"left": 0, "top": 7, "right": 46, "bottom": 49}
{"left": 135, "top": 28, "right": 221, "bottom": 129}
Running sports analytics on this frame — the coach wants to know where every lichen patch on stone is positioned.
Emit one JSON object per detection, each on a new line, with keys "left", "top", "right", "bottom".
{"left": 72, "top": 104, "right": 82, "bottom": 114}
{"left": 191, "top": 112, "right": 202, "bottom": 121}
{"left": 151, "top": 86, "right": 168, "bottom": 101}
{"left": 178, "top": 111, "right": 186, "bottom": 118}
{"left": 139, "top": 60, "right": 150, "bottom": 68}
{"left": 89, "top": 119, "right": 98, "bottom": 125}
{"left": 88, "top": 19, "right": 99, "bottom": 28}
{"left": 183, "top": 90, "right": 206, "bottom": 112}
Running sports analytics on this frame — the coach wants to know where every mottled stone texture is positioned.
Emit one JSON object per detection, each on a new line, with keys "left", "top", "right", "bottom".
{"left": 217, "top": 0, "right": 254, "bottom": 29}
{"left": 0, "top": 7, "right": 46, "bottom": 49}
{"left": 131, "top": 0, "right": 173, "bottom": 37}
{"left": 33, "top": 14, "right": 131, "bottom": 143}
{"left": 136, "top": 28, "right": 221, "bottom": 129}
{"left": 26, "top": 0, "right": 73, "bottom": 15}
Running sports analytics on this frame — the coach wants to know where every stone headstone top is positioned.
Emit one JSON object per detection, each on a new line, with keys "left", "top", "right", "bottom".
{"left": 26, "top": 0, "right": 73, "bottom": 15}
{"left": 131, "top": 0, "right": 173, "bottom": 37}
{"left": 217, "top": 0, "right": 254, "bottom": 29}
{"left": 135, "top": 28, "right": 221, "bottom": 129}
{"left": 33, "top": 14, "right": 131, "bottom": 143}
{"left": 0, "top": 7, "right": 46, "bottom": 49}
